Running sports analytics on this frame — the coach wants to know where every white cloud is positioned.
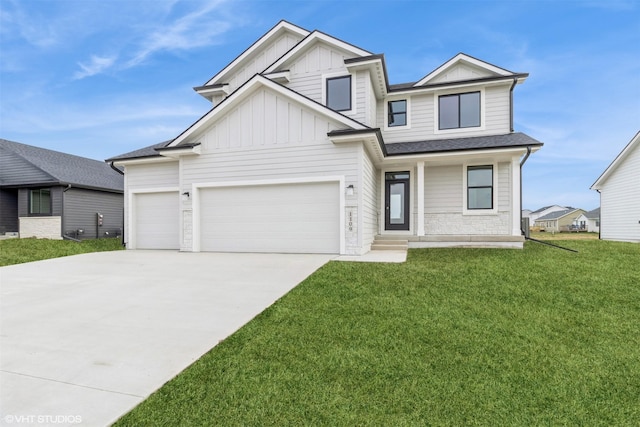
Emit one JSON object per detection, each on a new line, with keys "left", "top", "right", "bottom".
{"left": 74, "top": 55, "right": 118, "bottom": 80}
{"left": 125, "top": 0, "right": 233, "bottom": 68}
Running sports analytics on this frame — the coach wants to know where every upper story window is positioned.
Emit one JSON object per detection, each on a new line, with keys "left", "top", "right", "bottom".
{"left": 326, "top": 75, "right": 351, "bottom": 111}
{"left": 467, "top": 165, "right": 493, "bottom": 210}
{"left": 388, "top": 100, "right": 407, "bottom": 127}
{"left": 30, "top": 188, "right": 51, "bottom": 215}
{"left": 439, "top": 91, "right": 480, "bottom": 130}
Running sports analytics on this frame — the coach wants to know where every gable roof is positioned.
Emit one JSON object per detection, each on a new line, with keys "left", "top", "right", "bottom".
{"left": 0, "top": 138, "right": 123, "bottom": 192}
{"left": 535, "top": 208, "right": 583, "bottom": 221}
{"left": 168, "top": 74, "right": 368, "bottom": 148}
{"left": 591, "top": 130, "right": 640, "bottom": 190}
{"left": 203, "top": 20, "right": 310, "bottom": 87}
{"left": 414, "top": 53, "right": 521, "bottom": 87}
{"left": 263, "top": 29, "right": 372, "bottom": 74}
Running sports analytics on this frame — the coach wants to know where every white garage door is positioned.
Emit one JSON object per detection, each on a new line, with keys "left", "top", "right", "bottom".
{"left": 199, "top": 181, "right": 340, "bottom": 254}
{"left": 134, "top": 192, "right": 179, "bottom": 249}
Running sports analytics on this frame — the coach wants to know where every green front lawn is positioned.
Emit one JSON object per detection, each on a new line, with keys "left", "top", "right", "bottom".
{"left": 0, "top": 237, "right": 123, "bottom": 266}
{"left": 116, "top": 239, "right": 640, "bottom": 426}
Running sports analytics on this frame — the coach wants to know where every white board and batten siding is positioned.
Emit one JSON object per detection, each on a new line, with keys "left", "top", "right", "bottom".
{"left": 599, "top": 141, "right": 640, "bottom": 242}
{"left": 125, "top": 161, "right": 180, "bottom": 249}
{"left": 223, "top": 32, "right": 304, "bottom": 95}
{"left": 181, "top": 84, "right": 362, "bottom": 254}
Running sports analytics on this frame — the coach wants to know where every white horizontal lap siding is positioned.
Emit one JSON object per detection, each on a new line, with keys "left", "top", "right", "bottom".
{"left": 361, "top": 147, "right": 378, "bottom": 248}
{"left": 498, "top": 162, "right": 511, "bottom": 211}
{"left": 126, "top": 162, "right": 179, "bottom": 189}
{"left": 380, "top": 95, "right": 433, "bottom": 143}
{"left": 425, "top": 165, "right": 463, "bottom": 213}
{"left": 601, "top": 144, "right": 640, "bottom": 241}
{"left": 199, "top": 181, "right": 340, "bottom": 253}
{"left": 380, "top": 84, "right": 511, "bottom": 143}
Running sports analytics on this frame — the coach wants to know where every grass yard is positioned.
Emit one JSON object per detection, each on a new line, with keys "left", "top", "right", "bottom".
{"left": 0, "top": 237, "right": 123, "bottom": 266}
{"left": 115, "top": 239, "right": 640, "bottom": 426}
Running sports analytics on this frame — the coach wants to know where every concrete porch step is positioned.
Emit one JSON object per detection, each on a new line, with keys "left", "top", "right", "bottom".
{"left": 371, "top": 238, "right": 409, "bottom": 251}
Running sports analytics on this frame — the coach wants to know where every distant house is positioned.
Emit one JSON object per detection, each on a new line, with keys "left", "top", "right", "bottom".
{"left": 0, "top": 139, "right": 124, "bottom": 240}
{"left": 534, "top": 208, "right": 586, "bottom": 233}
{"left": 575, "top": 208, "right": 600, "bottom": 233}
{"left": 591, "top": 131, "right": 640, "bottom": 243}
{"left": 528, "top": 205, "right": 569, "bottom": 224}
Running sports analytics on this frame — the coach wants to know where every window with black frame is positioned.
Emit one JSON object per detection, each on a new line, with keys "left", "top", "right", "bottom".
{"left": 326, "top": 75, "right": 351, "bottom": 111}
{"left": 439, "top": 92, "right": 480, "bottom": 129}
{"left": 387, "top": 100, "right": 407, "bottom": 127}
{"left": 467, "top": 166, "right": 493, "bottom": 210}
{"left": 29, "top": 188, "right": 52, "bottom": 215}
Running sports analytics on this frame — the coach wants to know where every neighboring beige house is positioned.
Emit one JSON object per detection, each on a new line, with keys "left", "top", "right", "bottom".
{"left": 528, "top": 205, "right": 569, "bottom": 224}
{"left": 591, "top": 131, "right": 640, "bottom": 243}
{"left": 534, "top": 208, "right": 586, "bottom": 233}
{"left": 108, "top": 20, "right": 544, "bottom": 254}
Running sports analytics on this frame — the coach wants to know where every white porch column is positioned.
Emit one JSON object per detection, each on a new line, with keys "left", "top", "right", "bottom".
{"left": 511, "top": 156, "right": 521, "bottom": 236}
{"left": 417, "top": 161, "right": 425, "bottom": 236}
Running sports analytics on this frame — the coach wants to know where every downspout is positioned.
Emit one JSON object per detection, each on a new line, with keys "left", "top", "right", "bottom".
{"left": 61, "top": 184, "right": 71, "bottom": 240}
{"left": 519, "top": 146, "right": 532, "bottom": 236}
{"left": 520, "top": 146, "right": 578, "bottom": 253}
{"left": 596, "top": 189, "right": 601, "bottom": 240}
{"left": 110, "top": 161, "right": 124, "bottom": 175}
{"left": 509, "top": 77, "right": 518, "bottom": 133}
{"left": 109, "top": 161, "right": 126, "bottom": 246}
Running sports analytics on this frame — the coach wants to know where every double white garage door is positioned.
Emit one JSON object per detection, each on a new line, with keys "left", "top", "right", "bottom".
{"left": 134, "top": 181, "right": 340, "bottom": 254}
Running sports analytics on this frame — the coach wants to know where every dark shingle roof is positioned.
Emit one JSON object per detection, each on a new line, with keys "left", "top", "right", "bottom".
{"left": 0, "top": 138, "right": 123, "bottom": 192}
{"left": 105, "top": 140, "right": 171, "bottom": 161}
{"left": 385, "top": 132, "right": 543, "bottom": 156}
{"left": 585, "top": 207, "right": 600, "bottom": 219}
{"left": 536, "top": 208, "right": 582, "bottom": 221}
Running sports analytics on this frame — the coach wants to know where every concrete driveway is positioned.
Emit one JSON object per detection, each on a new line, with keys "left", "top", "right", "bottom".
{"left": 0, "top": 251, "right": 332, "bottom": 427}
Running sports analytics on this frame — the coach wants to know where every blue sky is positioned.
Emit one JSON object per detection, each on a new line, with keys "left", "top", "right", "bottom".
{"left": 1, "top": 0, "right": 638, "bottom": 210}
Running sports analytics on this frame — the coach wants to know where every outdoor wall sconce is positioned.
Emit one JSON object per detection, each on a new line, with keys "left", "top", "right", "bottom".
{"left": 346, "top": 185, "right": 354, "bottom": 196}
{"left": 182, "top": 191, "right": 190, "bottom": 200}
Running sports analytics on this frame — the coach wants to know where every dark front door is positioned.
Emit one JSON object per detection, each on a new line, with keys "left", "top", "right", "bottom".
{"left": 385, "top": 171, "right": 410, "bottom": 231}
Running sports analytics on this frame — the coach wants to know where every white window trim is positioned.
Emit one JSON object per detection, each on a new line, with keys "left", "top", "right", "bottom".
{"left": 383, "top": 97, "right": 411, "bottom": 131}
{"left": 462, "top": 162, "right": 498, "bottom": 215}
{"left": 321, "top": 71, "right": 356, "bottom": 115}
{"left": 434, "top": 87, "right": 486, "bottom": 135}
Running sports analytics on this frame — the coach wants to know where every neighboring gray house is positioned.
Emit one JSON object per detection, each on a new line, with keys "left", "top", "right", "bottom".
{"left": 591, "top": 131, "right": 640, "bottom": 243}
{"left": 534, "top": 208, "right": 586, "bottom": 233}
{"left": 0, "top": 139, "right": 124, "bottom": 239}
{"left": 108, "top": 20, "right": 544, "bottom": 254}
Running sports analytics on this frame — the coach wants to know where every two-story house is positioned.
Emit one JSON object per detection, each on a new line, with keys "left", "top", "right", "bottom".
{"left": 107, "top": 20, "right": 543, "bottom": 254}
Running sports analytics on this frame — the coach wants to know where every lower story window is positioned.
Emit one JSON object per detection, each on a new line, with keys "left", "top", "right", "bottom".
{"left": 467, "top": 165, "right": 493, "bottom": 210}
{"left": 30, "top": 188, "right": 51, "bottom": 215}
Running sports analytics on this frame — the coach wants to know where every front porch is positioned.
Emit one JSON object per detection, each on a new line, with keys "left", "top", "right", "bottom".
{"left": 374, "top": 234, "right": 525, "bottom": 249}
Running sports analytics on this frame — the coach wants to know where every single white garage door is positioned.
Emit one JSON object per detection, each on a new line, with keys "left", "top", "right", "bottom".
{"left": 134, "top": 192, "right": 179, "bottom": 249}
{"left": 199, "top": 181, "right": 340, "bottom": 253}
